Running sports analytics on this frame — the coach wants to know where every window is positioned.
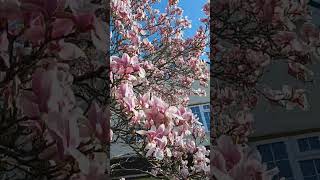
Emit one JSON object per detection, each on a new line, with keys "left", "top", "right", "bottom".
{"left": 298, "top": 137, "right": 320, "bottom": 152}
{"left": 190, "top": 106, "right": 204, "bottom": 125}
{"left": 254, "top": 134, "right": 320, "bottom": 180}
{"left": 257, "top": 142, "right": 294, "bottom": 180}
{"left": 299, "top": 159, "right": 320, "bottom": 180}
{"left": 190, "top": 104, "right": 210, "bottom": 131}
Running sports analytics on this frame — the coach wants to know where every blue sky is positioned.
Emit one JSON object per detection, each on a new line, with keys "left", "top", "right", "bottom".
{"left": 177, "top": 0, "right": 207, "bottom": 37}
{"left": 153, "top": 0, "right": 209, "bottom": 61}
{"left": 153, "top": 0, "right": 207, "bottom": 38}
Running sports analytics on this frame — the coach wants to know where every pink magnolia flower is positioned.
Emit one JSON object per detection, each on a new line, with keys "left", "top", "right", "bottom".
{"left": 67, "top": 0, "right": 99, "bottom": 32}
{"left": 169, "top": 0, "right": 179, "bottom": 6}
{"left": 51, "top": 18, "right": 75, "bottom": 39}
{"left": 229, "top": 148, "right": 280, "bottom": 180}
{"left": 131, "top": 109, "right": 146, "bottom": 124}
{"left": 193, "top": 145, "right": 210, "bottom": 173}
{"left": 0, "top": 31, "right": 8, "bottom": 52}
{"left": 57, "top": 39, "right": 86, "bottom": 60}
{"left": 46, "top": 109, "right": 82, "bottom": 159}
{"left": 73, "top": 13, "right": 95, "bottom": 32}
{"left": 138, "top": 92, "right": 151, "bottom": 108}
{"left": 137, "top": 124, "right": 172, "bottom": 160}
{"left": 212, "top": 136, "right": 242, "bottom": 172}
{"left": 117, "top": 83, "right": 134, "bottom": 99}
{"left": 87, "top": 102, "right": 111, "bottom": 144}
{"left": 30, "top": 67, "right": 60, "bottom": 113}
{"left": 111, "top": 53, "right": 145, "bottom": 78}
{"left": 145, "top": 96, "right": 168, "bottom": 125}
{"left": 145, "top": 135, "right": 170, "bottom": 160}
{"left": 91, "top": 17, "right": 108, "bottom": 52}
{"left": 23, "top": 15, "right": 45, "bottom": 45}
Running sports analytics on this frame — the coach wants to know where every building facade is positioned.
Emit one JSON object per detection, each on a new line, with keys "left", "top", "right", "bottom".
{"left": 250, "top": 131, "right": 320, "bottom": 180}
{"left": 248, "top": 2, "right": 320, "bottom": 180}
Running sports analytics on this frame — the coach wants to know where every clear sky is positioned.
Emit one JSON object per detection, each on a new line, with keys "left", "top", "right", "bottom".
{"left": 153, "top": 0, "right": 209, "bottom": 61}
{"left": 153, "top": 0, "right": 208, "bottom": 38}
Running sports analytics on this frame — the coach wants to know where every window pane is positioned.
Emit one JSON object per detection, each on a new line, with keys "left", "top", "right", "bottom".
{"left": 300, "top": 160, "right": 316, "bottom": 176}
{"left": 309, "top": 137, "right": 320, "bottom": 150}
{"left": 190, "top": 107, "right": 198, "bottom": 112}
{"left": 298, "top": 138, "right": 310, "bottom": 152}
{"left": 257, "top": 144, "right": 273, "bottom": 162}
{"left": 276, "top": 160, "right": 293, "bottom": 178}
{"left": 203, "top": 105, "right": 210, "bottom": 109}
{"left": 272, "top": 142, "right": 288, "bottom": 160}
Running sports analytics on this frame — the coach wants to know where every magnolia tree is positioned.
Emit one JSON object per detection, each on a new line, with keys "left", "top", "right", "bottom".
{"left": 1, "top": 0, "right": 319, "bottom": 180}
{"left": 211, "top": 0, "right": 320, "bottom": 179}
{"left": 110, "top": 0, "right": 210, "bottom": 179}
{"left": 0, "top": 0, "right": 109, "bottom": 179}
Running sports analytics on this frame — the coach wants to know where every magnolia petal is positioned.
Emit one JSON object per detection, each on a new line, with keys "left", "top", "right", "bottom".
{"left": 166, "top": 148, "right": 172, "bottom": 157}
{"left": 110, "top": 130, "right": 113, "bottom": 141}
{"left": 91, "top": 18, "right": 107, "bottom": 52}
{"left": 136, "top": 130, "right": 147, "bottom": 135}
{"left": 68, "top": 108, "right": 82, "bottom": 148}
{"left": 87, "top": 102, "right": 100, "bottom": 131}
{"left": 0, "top": 32, "right": 8, "bottom": 52}
{"left": 51, "top": 18, "right": 74, "bottom": 39}
{"left": 19, "top": 94, "right": 40, "bottom": 118}
{"left": 47, "top": 112, "right": 64, "bottom": 139}
{"left": 68, "top": 148, "right": 90, "bottom": 175}
{"left": 146, "top": 146, "right": 155, "bottom": 157}
{"left": 58, "top": 40, "right": 86, "bottom": 60}
{"left": 154, "top": 148, "right": 164, "bottom": 160}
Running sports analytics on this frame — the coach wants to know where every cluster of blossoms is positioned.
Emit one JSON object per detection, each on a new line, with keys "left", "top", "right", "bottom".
{"left": 0, "top": 0, "right": 110, "bottom": 179}
{"left": 111, "top": 53, "right": 209, "bottom": 178}
{"left": 110, "top": 0, "right": 210, "bottom": 179}
{"left": 111, "top": 0, "right": 320, "bottom": 179}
